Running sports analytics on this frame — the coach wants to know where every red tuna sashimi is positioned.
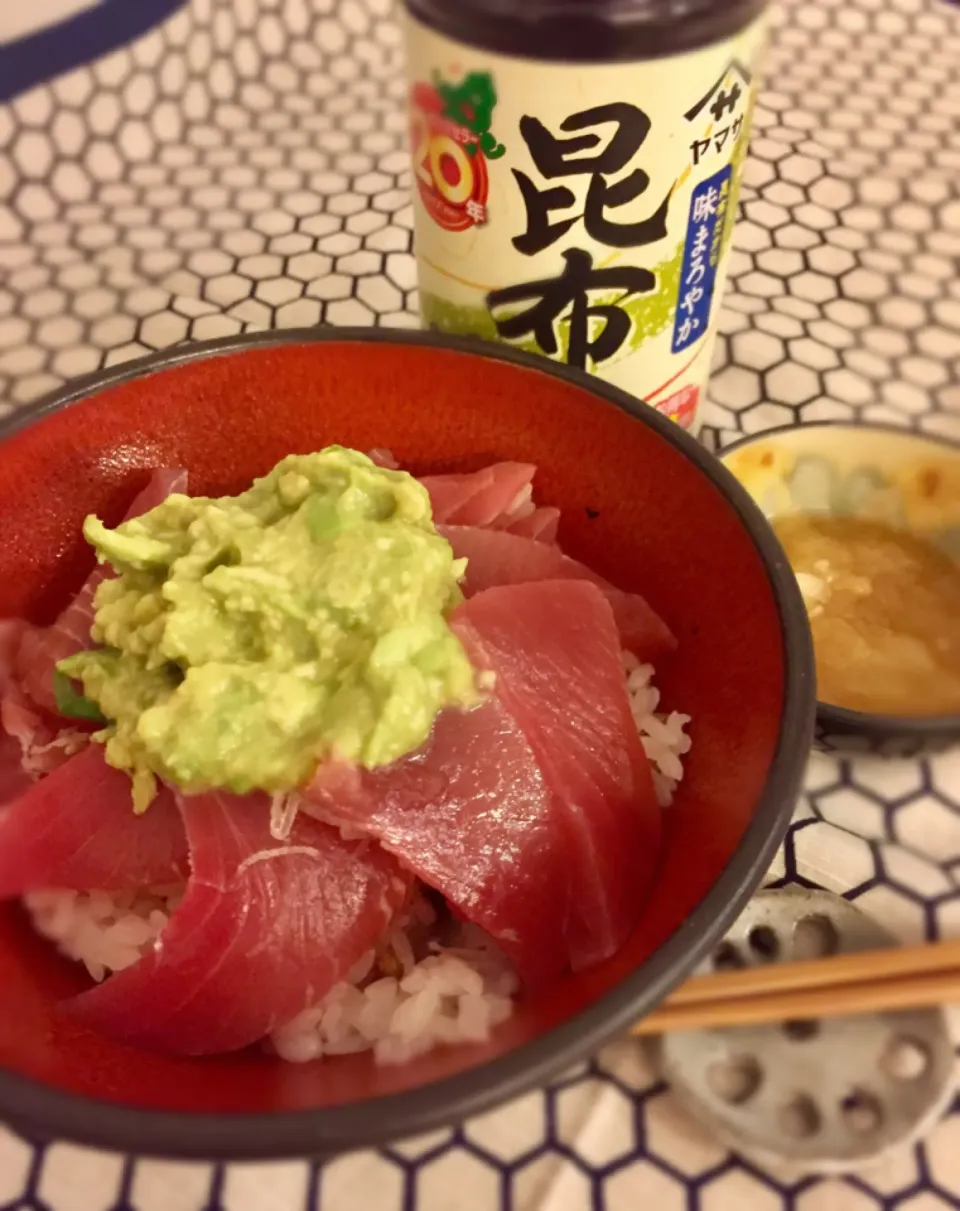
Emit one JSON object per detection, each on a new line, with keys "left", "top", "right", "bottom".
{"left": 308, "top": 692, "right": 571, "bottom": 989}
{"left": 454, "top": 581, "right": 662, "bottom": 970}
{"left": 0, "top": 618, "right": 83, "bottom": 783}
{"left": 503, "top": 507, "right": 560, "bottom": 544}
{"left": 0, "top": 619, "right": 49, "bottom": 761}
{"left": 0, "top": 744, "right": 189, "bottom": 897}
{"left": 367, "top": 447, "right": 399, "bottom": 469}
{"left": 15, "top": 468, "right": 188, "bottom": 716}
{"left": 420, "top": 463, "right": 537, "bottom": 528}
{"left": 0, "top": 733, "right": 31, "bottom": 809}
{"left": 440, "top": 525, "right": 676, "bottom": 661}
{"left": 68, "top": 792, "right": 410, "bottom": 1055}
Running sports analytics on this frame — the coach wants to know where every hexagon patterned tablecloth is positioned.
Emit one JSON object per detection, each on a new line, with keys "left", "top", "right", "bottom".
{"left": 1, "top": 1, "right": 960, "bottom": 1208}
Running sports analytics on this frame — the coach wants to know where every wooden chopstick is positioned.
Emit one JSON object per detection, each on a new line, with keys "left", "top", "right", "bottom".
{"left": 631, "top": 971, "right": 960, "bottom": 1036}
{"left": 664, "top": 937, "right": 960, "bottom": 1007}
{"left": 629, "top": 938, "right": 960, "bottom": 1037}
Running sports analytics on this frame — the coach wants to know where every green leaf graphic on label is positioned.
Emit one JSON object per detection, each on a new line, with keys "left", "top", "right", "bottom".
{"left": 431, "top": 70, "right": 506, "bottom": 158}
{"left": 421, "top": 241, "right": 684, "bottom": 372}
{"left": 479, "top": 130, "right": 506, "bottom": 161}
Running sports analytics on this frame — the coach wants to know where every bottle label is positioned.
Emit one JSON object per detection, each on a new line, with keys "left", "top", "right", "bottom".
{"left": 403, "top": 14, "right": 767, "bottom": 432}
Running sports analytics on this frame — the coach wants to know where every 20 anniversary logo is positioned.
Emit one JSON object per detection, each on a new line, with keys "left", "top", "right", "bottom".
{"left": 410, "top": 70, "right": 506, "bottom": 233}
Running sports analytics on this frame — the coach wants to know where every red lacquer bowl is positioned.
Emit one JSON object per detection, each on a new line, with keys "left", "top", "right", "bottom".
{"left": 0, "top": 331, "right": 814, "bottom": 1159}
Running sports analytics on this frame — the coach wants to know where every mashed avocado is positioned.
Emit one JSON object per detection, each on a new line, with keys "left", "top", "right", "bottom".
{"left": 60, "top": 447, "right": 478, "bottom": 811}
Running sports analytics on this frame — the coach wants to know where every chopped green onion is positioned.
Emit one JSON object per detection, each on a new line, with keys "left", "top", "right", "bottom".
{"left": 52, "top": 670, "right": 106, "bottom": 724}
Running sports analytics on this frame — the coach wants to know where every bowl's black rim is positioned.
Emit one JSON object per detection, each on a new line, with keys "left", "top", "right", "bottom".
{"left": 719, "top": 421, "right": 960, "bottom": 741}
{"left": 0, "top": 327, "right": 816, "bottom": 1160}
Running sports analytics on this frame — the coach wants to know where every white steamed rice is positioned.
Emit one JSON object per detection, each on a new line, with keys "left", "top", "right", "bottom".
{"left": 24, "top": 885, "right": 184, "bottom": 982}
{"left": 623, "top": 653, "right": 693, "bottom": 807}
{"left": 23, "top": 659, "right": 691, "bottom": 1063}
{"left": 271, "top": 908, "right": 518, "bottom": 1065}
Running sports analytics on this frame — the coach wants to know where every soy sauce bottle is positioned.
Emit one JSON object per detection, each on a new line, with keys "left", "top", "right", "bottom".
{"left": 401, "top": 0, "right": 769, "bottom": 434}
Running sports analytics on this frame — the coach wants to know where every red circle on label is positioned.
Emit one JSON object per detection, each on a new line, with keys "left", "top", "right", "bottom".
{"left": 410, "top": 89, "right": 490, "bottom": 234}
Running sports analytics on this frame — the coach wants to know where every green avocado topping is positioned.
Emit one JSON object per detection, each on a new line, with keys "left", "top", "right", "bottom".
{"left": 59, "top": 447, "right": 477, "bottom": 811}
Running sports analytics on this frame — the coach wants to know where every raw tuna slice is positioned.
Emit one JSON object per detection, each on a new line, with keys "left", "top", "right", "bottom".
{"left": 0, "top": 619, "right": 49, "bottom": 760}
{"left": 16, "top": 468, "right": 188, "bottom": 716}
{"left": 0, "top": 744, "right": 189, "bottom": 897}
{"left": 67, "top": 792, "right": 410, "bottom": 1055}
{"left": 440, "top": 525, "right": 676, "bottom": 661}
{"left": 503, "top": 507, "right": 560, "bottom": 544}
{"left": 367, "top": 447, "right": 399, "bottom": 469}
{"left": 0, "top": 733, "right": 31, "bottom": 809}
{"left": 308, "top": 692, "right": 571, "bottom": 989}
{"left": 420, "top": 463, "right": 537, "bottom": 528}
{"left": 0, "top": 618, "right": 83, "bottom": 783}
{"left": 454, "top": 581, "right": 662, "bottom": 970}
